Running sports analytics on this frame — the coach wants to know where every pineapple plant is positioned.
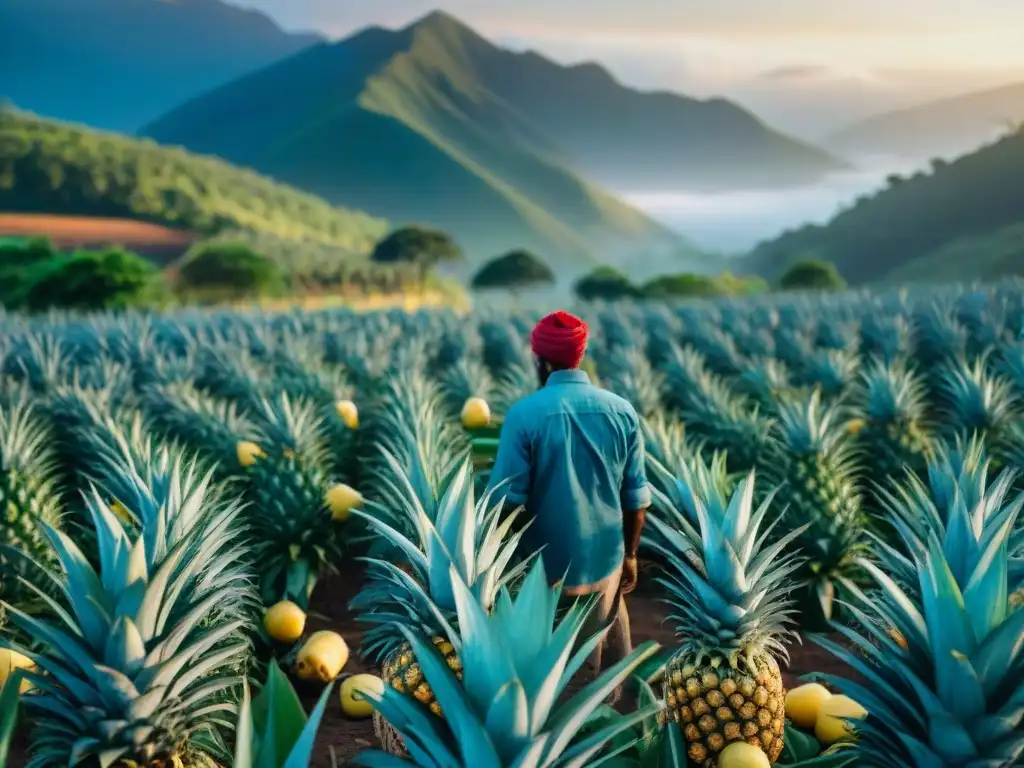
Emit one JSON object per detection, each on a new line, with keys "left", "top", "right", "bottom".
{"left": 240, "top": 394, "right": 343, "bottom": 609}
{"left": 813, "top": 462, "right": 1024, "bottom": 767}
{"left": 848, "top": 359, "right": 935, "bottom": 518}
{"left": 0, "top": 446, "right": 256, "bottom": 767}
{"left": 659, "top": 345, "right": 772, "bottom": 473}
{"left": 352, "top": 556, "right": 665, "bottom": 768}
{"left": 350, "top": 457, "right": 531, "bottom": 755}
{"left": 874, "top": 436, "right": 1024, "bottom": 600}
{"left": 140, "top": 381, "right": 259, "bottom": 476}
{"left": 643, "top": 455, "right": 806, "bottom": 767}
{"left": 0, "top": 396, "right": 62, "bottom": 621}
{"left": 933, "top": 354, "right": 1019, "bottom": 446}
{"left": 759, "top": 389, "right": 867, "bottom": 627}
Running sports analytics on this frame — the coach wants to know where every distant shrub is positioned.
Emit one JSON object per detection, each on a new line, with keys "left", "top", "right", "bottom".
{"left": 178, "top": 242, "right": 284, "bottom": 298}
{"left": 780, "top": 259, "right": 846, "bottom": 291}
{"left": 574, "top": 266, "right": 640, "bottom": 301}
{"left": 15, "top": 247, "right": 162, "bottom": 311}
{"left": 471, "top": 249, "right": 555, "bottom": 291}
{"left": 642, "top": 273, "right": 722, "bottom": 298}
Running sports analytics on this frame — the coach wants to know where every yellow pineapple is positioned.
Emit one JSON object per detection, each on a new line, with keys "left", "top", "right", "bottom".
{"left": 649, "top": 460, "right": 802, "bottom": 766}
{"left": 667, "top": 655, "right": 787, "bottom": 765}
{"left": 381, "top": 636, "right": 463, "bottom": 717}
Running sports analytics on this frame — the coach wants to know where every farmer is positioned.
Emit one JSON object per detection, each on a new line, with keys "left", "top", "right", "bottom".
{"left": 487, "top": 309, "right": 651, "bottom": 687}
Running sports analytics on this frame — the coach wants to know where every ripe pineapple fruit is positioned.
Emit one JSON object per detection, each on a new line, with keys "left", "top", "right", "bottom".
{"left": 380, "top": 635, "right": 462, "bottom": 716}
{"left": 645, "top": 455, "right": 804, "bottom": 766}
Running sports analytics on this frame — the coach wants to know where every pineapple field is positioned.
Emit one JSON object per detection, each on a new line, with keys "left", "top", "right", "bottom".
{"left": 1, "top": 281, "right": 1023, "bottom": 768}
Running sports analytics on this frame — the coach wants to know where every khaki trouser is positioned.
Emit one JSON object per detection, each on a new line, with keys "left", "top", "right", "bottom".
{"left": 557, "top": 566, "right": 632, "bottom": 678}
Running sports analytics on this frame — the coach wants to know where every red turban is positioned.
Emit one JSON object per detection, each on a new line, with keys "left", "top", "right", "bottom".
{"left": 531, "top": 310, "right": 589, "bottom": 368}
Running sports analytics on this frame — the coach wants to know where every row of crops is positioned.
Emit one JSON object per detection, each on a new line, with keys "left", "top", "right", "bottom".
{"left": 1, "top": 280, "right": 1023, "bottom": 767}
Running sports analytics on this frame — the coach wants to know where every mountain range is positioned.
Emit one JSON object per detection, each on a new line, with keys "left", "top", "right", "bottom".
{"left": 824, "top": 80, "right": 1024, "bottom": 160}
{"left": 137, "top": 10, "right": 849, "bottom": 271}
{"left": 0, "top": 0, "right": 323, "bottom": 131}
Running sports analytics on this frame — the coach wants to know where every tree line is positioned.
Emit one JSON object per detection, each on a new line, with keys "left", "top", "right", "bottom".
{"left": 0, "top": 224, "right": 846, "bottom": 313}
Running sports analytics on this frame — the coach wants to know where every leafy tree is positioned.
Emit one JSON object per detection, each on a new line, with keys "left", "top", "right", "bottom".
{"left": 370, "top": 226, "right": 463, "bottom": 284}
{"left": 178, "top": 242, "right": 284, "bottom": 298}
{"left": 642, "top": 273, "right": 722, "bottom": 298}
{"left": 574, "top": 266, "right": 640, "bottom": 301}
{"left": 780, "top": 259, "right": 846, "bottom": 291}
{"left": 18, "top": 247, "right": 162, "bottom": 311}
{"left": 471, "top": 249, "right": 555, "bottom": 291}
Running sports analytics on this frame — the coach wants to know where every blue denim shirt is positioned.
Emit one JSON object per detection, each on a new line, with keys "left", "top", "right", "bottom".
{"left": 486, "top": 369, "right": 652, "bottom": 589}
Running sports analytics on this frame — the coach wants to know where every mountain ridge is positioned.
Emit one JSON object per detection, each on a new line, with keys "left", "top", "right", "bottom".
{"left": 0, "top": 0, "right": 324, "bottom": 131}
{"left": 824, "top": 80, "right": 1024, "bottom": 159}
{"left": 141, "top": 9, "right": 848, "bottom": 276}
{"left": 142, "top": 10, "right": 711, "bottom": 278}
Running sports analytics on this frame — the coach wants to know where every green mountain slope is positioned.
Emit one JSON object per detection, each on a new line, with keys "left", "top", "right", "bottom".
{"left": 825, "top": 81, "right": 1024, "bottom": 159}
{"left": 0, "top": 108, "right": 388, "bottom": 252}
{"left": 143, "top": 12, "right": 703, "bottom": 276}
{"left": 0, "top": 0, "right": 323, "bottom": 132}
{"left": 741, "top": 127, "right": 1024, "bottom": 285}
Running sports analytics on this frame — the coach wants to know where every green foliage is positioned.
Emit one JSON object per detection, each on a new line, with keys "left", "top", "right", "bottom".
{"left": 0, "top": 108, "right": 388, "bottom": 249}
{"left": 746, "top": 125, "right": 1024, "bottom": 284}
{"left": 178, "top": 242, "right": 285, "bottom": 298}
{"left": 887, "top": 221, "right": 1024, "bottom": 283}
{"left": 642, "top": 273, "right": 722, "bottom": 298}
{"left": 371, "top": 226, "right": 463, "bottom": 269}
{"left": 576, "top": 267, "right": 769, "bottom": 301}
{"left": 233, "top": 660, "right": 333, "bottom": 768}
{"left": 0, "top": 672, "right": 20, "bottom": 767}
{"left": 780, "top": 259, "right": 846, "bottom": 291}
{"left": 0, "top": 237, "right": 55, "bottom": 297}
{"left": 575, "top": 266, "right": 641, "bottom": 301}
{"left": 2, "top": 246, "right": 164, "bottom": 311}
{"left": 471, "top": 249, "right": 555, "bottom": 290}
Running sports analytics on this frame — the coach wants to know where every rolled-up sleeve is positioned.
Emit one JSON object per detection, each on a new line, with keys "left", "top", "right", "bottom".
{"left": 487, "top": 406, "right": 530, "bottom": 506}
{"left": 621, "top": 419, "right": 652, "bottom": 510}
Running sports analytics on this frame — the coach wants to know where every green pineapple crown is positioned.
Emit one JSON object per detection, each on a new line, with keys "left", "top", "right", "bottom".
{"left": 771, "top": 387, "right": 857, "bottom": 459}
{"left": 936, "top": 354, "right": 1020, "bottom": 438}
{"left": 353, "top": 557, "right": 664, "bottom": 768}
{"left": 350, "top": 457, "right": 533, "bottom": 663}
{"left": 363, "top": 377, "right": 469, "bottom": 529}
{"left": 874, "top": 435, "right": 1024, "bottom": 596}
{"left": 856, "top": 357, "right": 930, "bottom": 425}
{"left": 0, "top": 452, "right": 255, "bottom": 767}
{"left": 645, "top": 456, "right": 805, "bottom": 668}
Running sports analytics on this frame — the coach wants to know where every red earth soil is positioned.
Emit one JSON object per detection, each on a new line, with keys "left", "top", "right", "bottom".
{"left": 6, "top": 572, "right": 863, "bottom": 767}
{"left": 0, "top": 213, "right": 196, "bottom": 263}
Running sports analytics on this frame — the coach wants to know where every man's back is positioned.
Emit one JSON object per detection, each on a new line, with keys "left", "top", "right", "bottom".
{"left": 488, "top": 368, "right": 650, "bottom": 590}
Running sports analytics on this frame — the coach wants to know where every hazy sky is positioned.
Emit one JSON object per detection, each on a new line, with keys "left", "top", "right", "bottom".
{"left": 231, "top": 0, "right": 1024, "bottom": 136}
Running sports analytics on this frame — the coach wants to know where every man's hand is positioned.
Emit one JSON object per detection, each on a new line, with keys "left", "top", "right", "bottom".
{"left": 621, "top": 554, "right": 639, "bottom": 595}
